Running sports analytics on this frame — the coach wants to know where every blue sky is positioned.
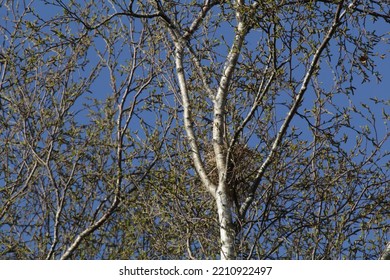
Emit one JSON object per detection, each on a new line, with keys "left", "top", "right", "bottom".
{"left": 0, "top": 0, "right": 389, "bottom": 259}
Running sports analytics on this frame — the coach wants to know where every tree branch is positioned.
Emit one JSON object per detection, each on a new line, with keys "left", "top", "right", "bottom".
{"left": 239, "top": 1, "right": 348, "bottom": 218}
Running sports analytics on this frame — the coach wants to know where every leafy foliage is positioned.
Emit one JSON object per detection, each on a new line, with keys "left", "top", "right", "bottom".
{"left": 0, "top": 0, "right": 389, "bottom": 259}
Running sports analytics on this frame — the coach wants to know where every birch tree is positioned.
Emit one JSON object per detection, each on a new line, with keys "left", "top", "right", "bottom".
{"left": 138, "top": 0, "right": 389, "bottom": 259}
{"left": 1, "top": 0, "right": 389, "bottom": 260}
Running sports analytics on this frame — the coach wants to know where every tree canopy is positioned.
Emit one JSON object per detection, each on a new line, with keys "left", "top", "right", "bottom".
{"left": 0, "top": 0, "right": 389, "bottom": 259}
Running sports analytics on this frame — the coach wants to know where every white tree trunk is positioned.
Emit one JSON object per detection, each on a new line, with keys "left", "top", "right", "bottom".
{"left": 161, "top": 1, "right": 248, "bottom": 260}
{"left": 216, "top": 185, "right": 235, "bottom": 260}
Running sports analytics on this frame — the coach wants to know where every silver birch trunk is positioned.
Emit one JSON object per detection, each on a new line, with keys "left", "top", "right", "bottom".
{"left": 165, "top": 1, "right": 248, "bottom": 259}
{"left": 215, "top": 184, "right": 235, "bottom": 260}
{"left": 160, "top": 0, "right": 352, "bottom": 259}
{"left": 211, "top": 4, "right": 248, "bottom": 259}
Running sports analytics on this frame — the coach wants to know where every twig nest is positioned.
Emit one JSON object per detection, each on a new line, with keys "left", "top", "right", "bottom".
{"left": 204, "top": 143, "right": 260, "bottom": 203}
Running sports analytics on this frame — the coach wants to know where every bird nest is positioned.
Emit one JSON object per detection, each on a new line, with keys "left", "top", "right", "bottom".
{"left": 204, "top": 142, "right": 259, "bottom": 204}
